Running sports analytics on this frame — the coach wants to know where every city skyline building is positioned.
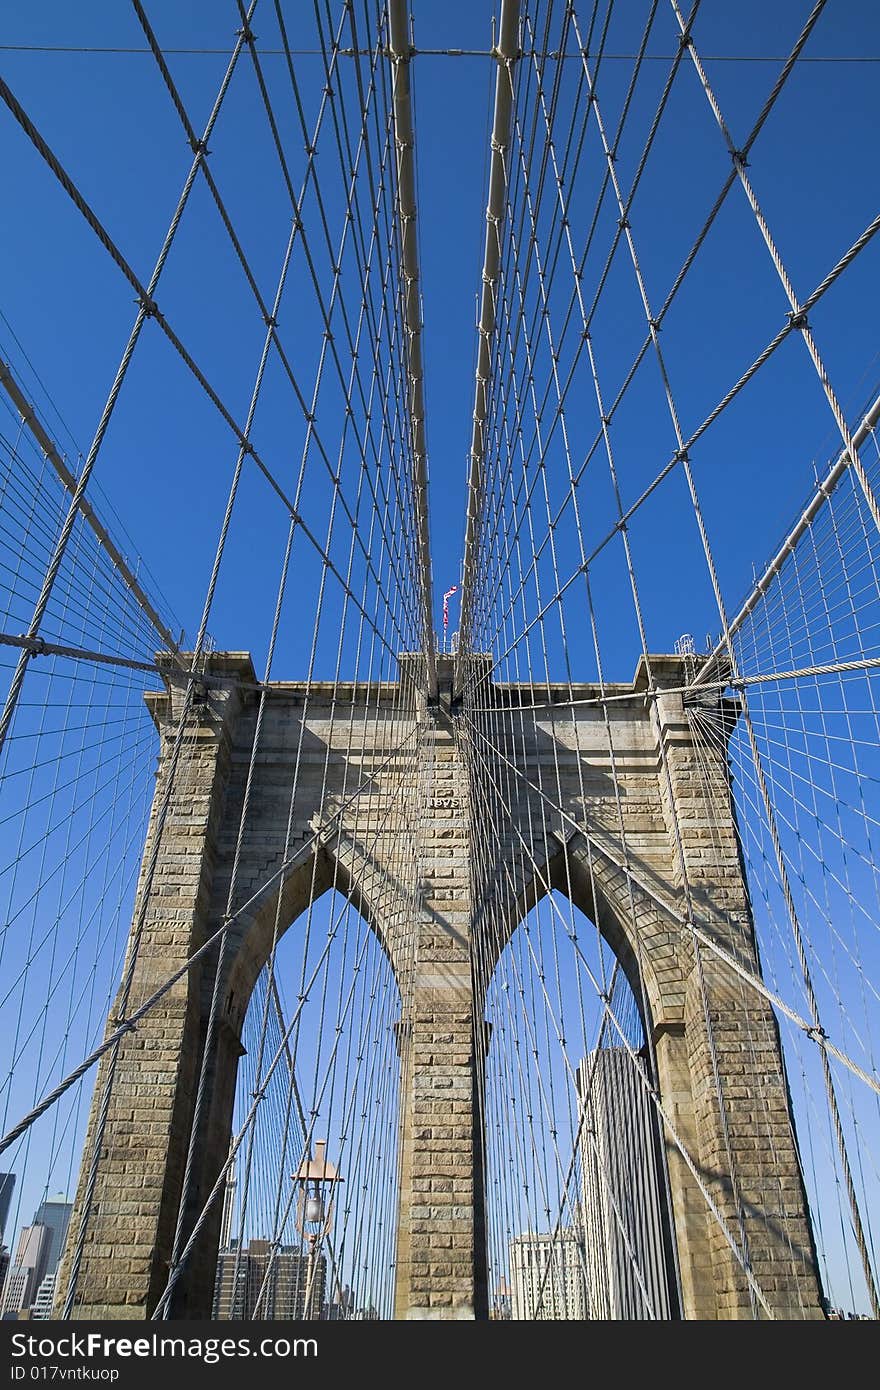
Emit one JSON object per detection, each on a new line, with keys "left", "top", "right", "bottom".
{"left": 577, "top": 1047, "right": 674, "bottom": 1320}
{"left": 1, "top": 1223, "right": 50, "bottom": 1318}
{"left": 0, "top": 1192, "right": 72, "bottom": 1320}
{"left": 212, "top": 1239, "right": 326, "bottom": 1320}
{"left": 31, "top": 1271, "right": 58, "bottom": 1320}
{"left": 509, "top": 1229, "right": 587, "bottom": 1320}
{"left": 0, "top": 1174, "right": 14, "bottom": 1243}
{"left": 32, "top": 1195, "right": 72, "bottom": 1291}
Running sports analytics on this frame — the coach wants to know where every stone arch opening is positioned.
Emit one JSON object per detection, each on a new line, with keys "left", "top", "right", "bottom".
{"left": 159, "top": 831, "right": 409, "bottom": 1320}
{"left": 209, "top": 884, "right": 404, "bottom": 1321}
{"left": 474, "top": 830, "right": 685, "bottom": 1038}
{"left": 220, "top": 842, "right": 401, "bottom": 1045}
{"left": 479, "top": 885, "right": 679, "bottom": 1319}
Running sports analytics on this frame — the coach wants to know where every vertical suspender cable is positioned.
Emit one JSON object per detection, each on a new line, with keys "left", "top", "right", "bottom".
{"left": 388, "top": 0, "right": 438, "bottom": 698}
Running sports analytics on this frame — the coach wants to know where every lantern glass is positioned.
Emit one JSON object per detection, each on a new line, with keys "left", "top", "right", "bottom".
{"left": 305, "top": 1193, "right": 325, "bottom": 1225}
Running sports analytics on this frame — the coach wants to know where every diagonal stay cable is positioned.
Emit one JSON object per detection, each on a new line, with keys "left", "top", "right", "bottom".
{"left": 0, "top": 11, "right": 257, "bottom": 758}
{"left": 0, "top": 718, "right": 417, "bottom": 1163}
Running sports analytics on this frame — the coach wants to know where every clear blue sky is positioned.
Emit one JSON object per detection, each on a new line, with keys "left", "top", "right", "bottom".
{"left": 0, "top": 1, "right": 877, "bottom": 674}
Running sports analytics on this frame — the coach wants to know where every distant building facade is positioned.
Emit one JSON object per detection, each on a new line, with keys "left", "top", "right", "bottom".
{"left": 32, "top": 1196, "right": 72, "bottom": 1290}
{"left": 578, "top": 1047, "right": 674, "bottom": 1319}
{"left": 0, "top": 1174, "right": 14, "bottom": 1242}
{"left": 0, "top": 1193, "right": 72, "bottom": 1319}
{"left": 213, "top": 1240, "right": 326, "bottom": 1319}
{"left": 509, "top": 1229, "right": 587, "bottom": 1320}
{"left": 1, "top": 1224, "right": 50, "bottom": 1318}
{"left": 490, "top": 1276, "right": 512, "bottom": 1320}
{"left": 31, "top": 1272, "right": 58, "bottom": 1320}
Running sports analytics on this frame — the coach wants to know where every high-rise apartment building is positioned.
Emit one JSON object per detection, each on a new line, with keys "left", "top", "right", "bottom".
{"left": 577, "top": 1047, "right": 673, "bottom": 1319}
{"left": 0, "top": 1174, "right": 14, "bottom": 1243}
{"left": 509, "top": 1229, "right": 586, "bottom": 1320}
{"left": 213, "top": 1239, "right": 326, "bottom": 1320}
{"left": 0, "top": 1223, "right": 50, "bottom": 1318}
{"left": 32, "top": 1196, "right": 72, "bottom": 1290}
{"left": 0, "top": 1192, "right": 72, "bottom": 1319}
{"left": 31, "top": 1271, "right": 58, "bottom": 1320}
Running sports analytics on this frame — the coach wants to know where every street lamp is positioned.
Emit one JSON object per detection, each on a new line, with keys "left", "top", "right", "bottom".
{"left": 292, "top": 1140, "right": 343, "bottom": 1319}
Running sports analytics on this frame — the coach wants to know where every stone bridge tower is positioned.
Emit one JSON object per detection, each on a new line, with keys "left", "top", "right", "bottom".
{"left": 57, "top": 651, "right": 824, "bottom": 1320}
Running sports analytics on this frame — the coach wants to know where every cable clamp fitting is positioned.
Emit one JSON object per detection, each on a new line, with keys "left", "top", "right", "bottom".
{"left": 189, "top": 137, "right": 210, "bottom": 158}
{"left": 731, "top": 148, "right": 749, "bottom": 169}
{"left": 236, "top": 24, "right": 255, "bottom": 45}
{"left": 618, "top": 215, "right": 630, "bottom": 231}
{"left": 138, "top": 294, "right": 159, "bottom": 319}
{"left": 787, "top": 309, "right": 808, "bottom": 331}
{"left": 806, "top": 1024, "right": 827, "bottom": 1043}
{"left": 27, "top": 635, "right": 46, "bottom": 658}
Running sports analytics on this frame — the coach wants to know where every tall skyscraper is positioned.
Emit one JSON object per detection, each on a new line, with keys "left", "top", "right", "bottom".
{"left": 0, "top": 1193, "right": 72, "bottom": 1319}
{"left": 30, "top": 1272, "right": 58, "bottom": 1321}
{"left": 0, "top": 1174, "right": 14, "bottom": 1243}
{"left": 577, "top": 1047, "right": 674, "bottom": 1320}
{"left": 213, "top": 1239, "right": 326, "bottom": 1320}
{"left": 1, "top": 1224, "right": 50, "bottom": 1318}
{"left": 31, "top": 1195, "right": 72, "bottom": 1289}
{"left": 509, "top": 1230, "right": 587, "bottom": 1320}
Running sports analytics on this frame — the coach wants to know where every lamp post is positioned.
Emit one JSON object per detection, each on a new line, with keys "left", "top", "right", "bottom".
{"left": 292, "top": 1140, "right": 343, "bottom": 1319}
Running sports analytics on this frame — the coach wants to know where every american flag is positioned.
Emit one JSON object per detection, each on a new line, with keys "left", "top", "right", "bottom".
{"left": 442, "top": 585, "right": 459, "bottom": 645}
